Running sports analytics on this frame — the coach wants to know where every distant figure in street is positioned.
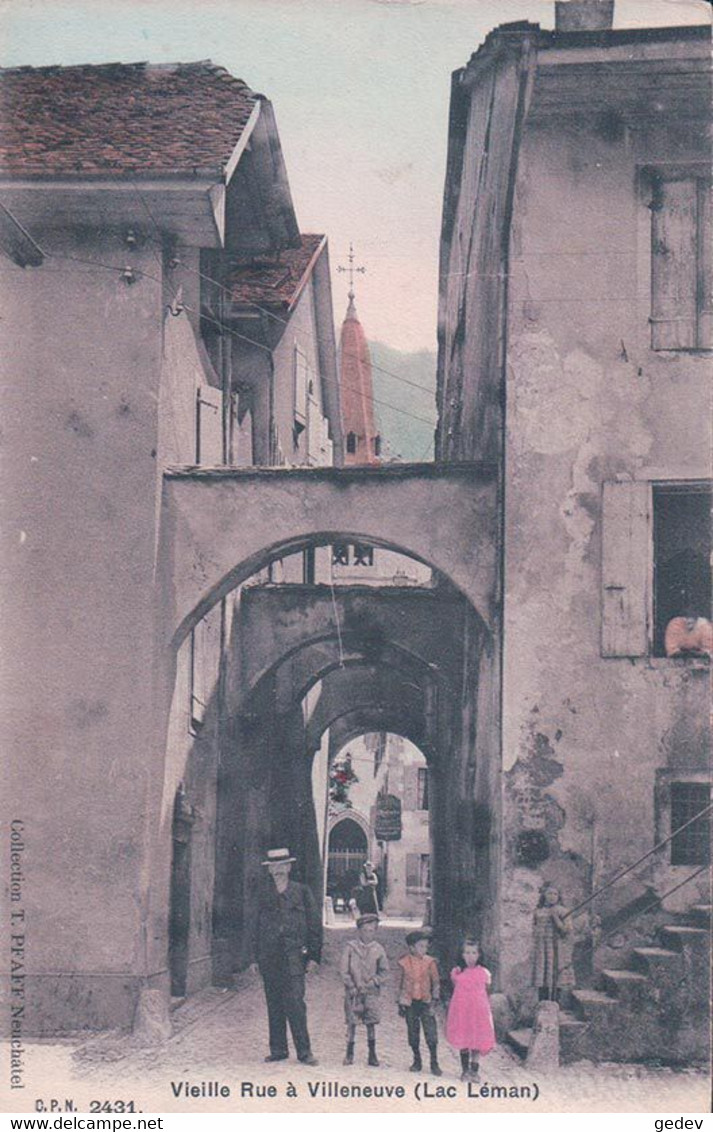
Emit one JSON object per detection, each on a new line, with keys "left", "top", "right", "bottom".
{"left": 340, "top": 913, "right": 389, "bottom": 1067}
{"left": 397, "top": 928, "right": 442, "bottom": 1076}
{"left": 446, "top": 937, "right": 495, "bottom": 1082}
{"left": 247, "top": 847, "right": 321, "bottom": 1066}
{"left": 349, "top": 860, "right": 380, "bottom": 918}
{"left": 532, "top": 883, "right": 574, "bottom": 1003}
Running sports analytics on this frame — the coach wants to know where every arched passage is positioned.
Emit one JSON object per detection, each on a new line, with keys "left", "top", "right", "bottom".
{"left": 158, "top": 462, "right": 497, "bottom": 647}
{"left": 150, "top": 462, "right": 501, "bottom": 996}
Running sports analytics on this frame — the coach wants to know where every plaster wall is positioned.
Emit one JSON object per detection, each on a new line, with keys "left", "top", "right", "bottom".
{"left": 0, "top": 229, "right": 164, "bottom": 1031}
{"left": 271, "top": 278, "right": 330, "bottom": 468}
{"left": 500, "top": 112, "right": 711, "bottom": 1001}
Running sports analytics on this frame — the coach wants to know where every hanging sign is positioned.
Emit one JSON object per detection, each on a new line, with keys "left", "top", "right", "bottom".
{"left": 375, "top": 793, "right": 402, "bottom": 841}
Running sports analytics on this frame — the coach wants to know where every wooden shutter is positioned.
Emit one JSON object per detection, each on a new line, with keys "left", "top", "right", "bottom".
{"left": 406, "top": 853, "right": 420, "bottom": 888}
{"left": 601, "top": 481, "right": 650, "bottom": 657}
{"left": 196, "top": 385, "right": 223, "bottom": 465}
{"left": 402, "top": 765, "right": 419, "bottom": 812}
{"left": 697, "top": 179, "right": 712, "bottom": 349}
{"left": 651, "top": 179, "right": 698, "bottom": 350}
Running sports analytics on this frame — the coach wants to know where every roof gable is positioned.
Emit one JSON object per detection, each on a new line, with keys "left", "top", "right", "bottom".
{"left": 227, "top": 234, "right": 325, "bottom": 310}
{"left": 0, "top": 61, "right": 258, "bottom": 178}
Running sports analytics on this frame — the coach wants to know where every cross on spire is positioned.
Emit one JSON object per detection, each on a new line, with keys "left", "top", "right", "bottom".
{"left": 336, "top": 242, "right": 366, "bottom": 299}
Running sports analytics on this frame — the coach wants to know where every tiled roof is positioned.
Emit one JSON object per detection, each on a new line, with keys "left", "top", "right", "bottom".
{"left": 0, "top": 61, "right": 258, "bottom": 177}
{"left": 227, "top": 234, "right": 325, "bottom": 309}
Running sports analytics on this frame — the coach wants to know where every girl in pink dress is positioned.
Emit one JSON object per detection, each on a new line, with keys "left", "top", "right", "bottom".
{"left": 445, "top": 938, "right": 495, "bottom": 1081}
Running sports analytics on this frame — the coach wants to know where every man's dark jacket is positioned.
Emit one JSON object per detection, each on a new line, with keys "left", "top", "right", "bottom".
{"left": 249, "top": 878, "right": 322, "bottom": 967}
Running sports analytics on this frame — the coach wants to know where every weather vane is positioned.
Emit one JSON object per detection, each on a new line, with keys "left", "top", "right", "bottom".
{"left": 336, "top": 242, "right": 366, "bottom": 299}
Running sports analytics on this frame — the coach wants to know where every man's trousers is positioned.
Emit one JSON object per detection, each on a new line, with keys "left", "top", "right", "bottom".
{"left": 259, "top": 953, "right": 312, "bottom": 1060}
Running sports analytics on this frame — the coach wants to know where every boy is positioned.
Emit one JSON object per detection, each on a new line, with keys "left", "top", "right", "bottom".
{"left": 397, "top": 928, "right": 442, "bottom": 1075}
{"left": 340, "top": 913, "right": 389, "bottom": 1067}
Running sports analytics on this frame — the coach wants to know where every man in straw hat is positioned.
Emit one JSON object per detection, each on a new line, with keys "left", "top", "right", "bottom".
{"left": 248, "top": 847, "right": 321, "bottom": 1065}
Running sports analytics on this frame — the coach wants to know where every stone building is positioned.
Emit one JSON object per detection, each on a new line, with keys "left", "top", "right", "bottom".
{"left": 3, "top": 3, "right": 709, "bottom": 1069}
{"left": 0, "top": 60, "right": 343, "bottom": 1023}
{"left": 437, "top": 0, "right": 711, "bottom": 1060}
{"left": 320, "top": 732, "right": 431, "bottom": 920}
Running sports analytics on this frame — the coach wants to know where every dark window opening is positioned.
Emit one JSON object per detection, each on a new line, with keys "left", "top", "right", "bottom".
{"left": 670, "top": 782, "right": 711, "bottom": 865}
{"left": 653, "top": 484, "right": 712, "bottom": 656}
{"left": 303, "top": 547, "right": 316, "bottom": 584}
{"left": 353, "top": 543, "right": 374, "bottom": 567}
{"left": 416, "top": 767, "right": 429, "bottom": 811}
{"left": 346, "top": 432, "right": 357, "bottom": 455}
{"left": 374, "top": 435, "right": 381, "bottom": 457}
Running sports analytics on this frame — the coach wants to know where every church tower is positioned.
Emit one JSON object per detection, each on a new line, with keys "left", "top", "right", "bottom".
{"left": 338, "top": 245, "right": 380, "bottom": 465}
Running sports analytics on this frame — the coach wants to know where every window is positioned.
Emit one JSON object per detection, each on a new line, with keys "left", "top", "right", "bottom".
{"left": 670, "top": 782, "right": 711, "bottom": 865}
{"left": 346, "top": 431, "right": 357, "bottom": 455}
{"left": 353, "top": 543, "right": 374, "bottom": 567}
{"left": 303, "top": 547, "right": 316, "bottom": 584}
{"left": 650, "top": 171, "right": 711, "bottom": 351}
{"left": 374, "top": 435, "right": 382, "bottom": 457}
{"left": 406, "top": 853, "right": 431, "bottom": 890}
{"left": 416, "top": 767, "right": 429, "bottom": 811}
{"left": 294, "top": 347, "right": 308, "bottom": 435}
{"left": 653, "top": 485, "right": 712, "bottom": 656}
{"left": 601, "top": 480, "right": 712, "bottom": 659}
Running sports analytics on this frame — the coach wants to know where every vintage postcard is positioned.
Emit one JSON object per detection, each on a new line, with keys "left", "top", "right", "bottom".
{"left": 1, "top": 0, "right": 711, "bottom": 1117}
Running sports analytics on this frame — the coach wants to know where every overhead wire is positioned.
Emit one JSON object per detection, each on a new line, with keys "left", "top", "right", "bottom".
{"left": 112, "top": 178, "right": 437, "bottom": 432}
{"left": 136, "top": 227, "right": 438, "bottom": 400}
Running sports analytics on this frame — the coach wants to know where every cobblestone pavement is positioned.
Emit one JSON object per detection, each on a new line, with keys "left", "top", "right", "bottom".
{"left": 10, "top": 927, "right": 710, "bottom": 1114}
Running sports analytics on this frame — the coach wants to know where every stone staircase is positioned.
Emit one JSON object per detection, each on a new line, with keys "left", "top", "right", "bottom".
{"left": 508, "top": 903, "right": 711, "bottom": 1065}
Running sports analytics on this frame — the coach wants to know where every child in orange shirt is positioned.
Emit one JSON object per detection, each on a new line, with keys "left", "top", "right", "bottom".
{"left": 396, "top": 929, "right": 442, "bottom": 1075}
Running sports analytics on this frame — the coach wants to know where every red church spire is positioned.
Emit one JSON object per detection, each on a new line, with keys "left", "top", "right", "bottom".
{"left": 337, "top": 245, "right": 380, "bottom": 465}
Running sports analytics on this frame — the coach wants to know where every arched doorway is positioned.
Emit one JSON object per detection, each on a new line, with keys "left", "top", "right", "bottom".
{"left": 318, "top": 733, "right": 432, "bottom": 924}
{"left": 153, "top": 486, "right": 499, "bottom": 992}
{"left": 326, "top": 816, "right": 368, "bottom": 911}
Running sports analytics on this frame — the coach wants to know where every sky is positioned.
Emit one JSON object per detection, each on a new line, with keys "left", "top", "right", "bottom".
{"left": 1, "top": 0, "right": 709, "bottom": 352}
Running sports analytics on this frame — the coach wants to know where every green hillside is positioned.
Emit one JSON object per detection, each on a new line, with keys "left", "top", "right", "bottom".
{"left": 368, "top": 341, "right": 437, "bottom": 462}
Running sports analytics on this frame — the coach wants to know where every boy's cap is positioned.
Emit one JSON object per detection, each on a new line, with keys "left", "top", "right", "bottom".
{"left": 357, "top": 913, "right": 379, "bottom": 928}
{"left": 405, "top": 928, "right": 432, "bottom": 946}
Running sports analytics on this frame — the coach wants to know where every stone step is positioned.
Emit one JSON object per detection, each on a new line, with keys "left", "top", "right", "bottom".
{"left": 660, "top": 924, "right": 710, "bottom": 951}
{"left": 507, "top": 1027, "right": 532, "bottom": 1058}
{"left": 601, "top": 968, "right": 648, "bottom": 1000}
{"left": 688, "top": 904, "right": 711, "bottom": 927}
{"left": 506, "top": 1012, "right": 587, "bottom": 1063}
{"left": 630, "top": 946, "right": 682, "bottom": 976}
{"left": 571, "top": 988, "right": 618, "bottom": 1021}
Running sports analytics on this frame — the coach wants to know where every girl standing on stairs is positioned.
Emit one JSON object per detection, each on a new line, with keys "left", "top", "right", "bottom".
{"left": 445, "top": 937, "right": 495, "bottom": 1081}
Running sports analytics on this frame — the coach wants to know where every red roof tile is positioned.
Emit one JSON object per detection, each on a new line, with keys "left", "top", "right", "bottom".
{"left": 0, "top": 61, "right": 258, "bottom": 177}
{"left": 227, "top": 233, "right": 325, "bottom": 309}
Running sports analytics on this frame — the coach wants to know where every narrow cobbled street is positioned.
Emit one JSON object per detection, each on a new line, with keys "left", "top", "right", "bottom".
{"left": 16, "top": 926, "right": 706, "bottom": 1114}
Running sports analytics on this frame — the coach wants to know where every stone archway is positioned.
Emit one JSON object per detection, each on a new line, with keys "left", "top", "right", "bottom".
{"left": 149, "top": 461, "right": 501, "bottom": 995}
{"left": 158, "top": 462, "right": 497, "bottom": 647}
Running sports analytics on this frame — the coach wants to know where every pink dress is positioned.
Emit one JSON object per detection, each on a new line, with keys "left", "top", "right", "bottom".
{"left": 445, "top": 965, "right": 495, "bottom": 1053}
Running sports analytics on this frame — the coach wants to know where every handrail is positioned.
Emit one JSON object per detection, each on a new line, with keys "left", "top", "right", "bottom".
{"left": 594, "top": 863, "right": 710, "bottom": 949}
{"left": 563, "top": 801, "right": 713, "bottom": 921}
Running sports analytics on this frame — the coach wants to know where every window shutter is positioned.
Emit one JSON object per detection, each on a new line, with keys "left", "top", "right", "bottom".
{"left": 601, "top": 481, "right": 650, "bottom": 657}
{"left": 651, "top": 178, "right": 698, "bottom": 350}
{"left": 402, "top": 765, "right": 418, "bottom": 812}
{"left": 697, "top": 179, "right": 712, "bottom": 350}
{"left": 406, "top": 853, "right": 420, "bottom": 888}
